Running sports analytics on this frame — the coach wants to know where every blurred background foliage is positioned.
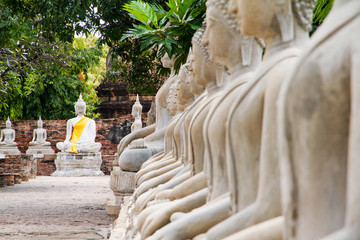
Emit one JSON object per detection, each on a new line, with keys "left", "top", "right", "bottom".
{"left": 0, "top": 0, "right": 333, "bottom": 120}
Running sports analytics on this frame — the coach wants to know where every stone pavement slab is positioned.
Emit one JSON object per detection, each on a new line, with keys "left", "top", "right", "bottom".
{"left": 0, "top": 176, "right": 112, "bottom": 239}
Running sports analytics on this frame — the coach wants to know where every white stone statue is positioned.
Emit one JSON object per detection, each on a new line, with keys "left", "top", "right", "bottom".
{"left": 26, "top": 117, "right": 55, "bottom": 155}
{"left": 278, "top": 0, "right": 360, "bottom": 239}
{"left": 139, "top": 1, "right": 263, "bottom": 238}
{"left": 29, "top": 117, "right": 50, "bottom": 146}
{"left": 205, "top": 0, "right": 314, "bottom": 239}
{"left": 0, "top": 117, "right": 20, "bottom": 155}
{"left": 0, "top": 117, "right": 17, "bottom": 146}
{"left": 131, "top": 95, "right": 143, "bottom": 133}
{"left": 56, "top": 94, "right": 101, "bottom": 153}
{"left": 116, "top": 53, "right": 177, "bottom": 172}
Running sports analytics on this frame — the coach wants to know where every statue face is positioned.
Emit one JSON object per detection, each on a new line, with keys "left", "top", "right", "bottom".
{"left": 176, "top": 69, "right": 193, "bottom": 107}
{"left": 5, "top": 122, "right": 11, "bottom": 128}
{"left": 75, "top": 104, "right": 86, "bottom": 115}
{"left": 203, "top": 6, "right": 235, "bottom": 66}
{"left": 235, "top": 0, "right": 280, "bottom": 39}
{"left": 132, "top": 108, "right": 139, "bottom": 118}
{"left": 190, "top": 44, "right": 207, "bottom": 88}
{"left": 37, "top": 121, "right": 43, "bottom": 128}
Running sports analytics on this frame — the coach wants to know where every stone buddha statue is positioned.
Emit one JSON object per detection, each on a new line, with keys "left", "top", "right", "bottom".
{"left": 56, "top": 94, "right": 101, "bottom": 153}
{"left": 116, "top": 53, "right": 177, "bottom": 156}
{"left": 26, "top": 116, "right": 55, "bottom": 155}
{"left": 29, "top": 117, "right": 50, "bottom": 146}
{"left": 131, "top": 95, "right": 143, "bottom": 133}
{"left": 140, "top": 2, "right": 263, "bottom": 238}
{"left": 205, "top": 0, "right": 315, "bottom": 239}
{"left": 0, "top": 117, "right": 20, "bottom": 155}
{"left": 278, "top": 0, "right": 360, "bottom": 239}
{"left": 0, "top": 117, "right": 17, "bottom": 146}
{"left": 133, "top": 62, "right": 207, "bottom": 214}
{"left": 134, "top": 64, "right": 196, "bottom": 202}
{"left": 135, "top": 24, "right": 229, "bottom": 239}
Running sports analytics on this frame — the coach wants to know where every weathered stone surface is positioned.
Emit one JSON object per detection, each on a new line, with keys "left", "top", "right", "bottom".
{"left": 52, "top": 152, "right": 104, "bottom": 177}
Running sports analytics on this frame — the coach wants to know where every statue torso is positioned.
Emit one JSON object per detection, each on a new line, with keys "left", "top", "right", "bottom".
{"left": 282, "top": 14, "right": 360, "bottom": 240}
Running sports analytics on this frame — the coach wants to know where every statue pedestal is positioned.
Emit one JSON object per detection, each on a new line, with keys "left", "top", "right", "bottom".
{"left": 106, "top": 167, "right": 136, "bottom": 221}
{"left": 52, "top": 152, "right": 104, "bottom": 177}
{"left": 26, "top": 145, "right": 54, "bottom": 155}
{"left": 0, "top": 145, "right": 20, "bottom": 155}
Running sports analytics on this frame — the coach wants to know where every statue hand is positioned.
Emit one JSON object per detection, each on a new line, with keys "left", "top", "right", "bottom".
{"left": 117, "top": 135, "right": 134, "bottom": 155}
{"left": 141, "top": 203, "right": 177, "bottom": 239}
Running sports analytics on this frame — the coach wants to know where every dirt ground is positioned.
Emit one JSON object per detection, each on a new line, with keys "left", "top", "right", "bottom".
{"left": 0, "top": 176, "right": 112, "bottom": 240}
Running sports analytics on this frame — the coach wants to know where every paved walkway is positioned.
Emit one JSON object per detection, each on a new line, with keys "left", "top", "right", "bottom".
{"left": 0, "top": 176, "right": 112, "bottom": 240}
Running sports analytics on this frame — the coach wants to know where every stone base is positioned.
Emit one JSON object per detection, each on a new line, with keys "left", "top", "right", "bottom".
{"left": 110, "top": 167, "right": 136, "bottom": 204}
{"left": 26, "top": 145, "right": 55, "bottom": 155}
{"left": 0, "top": 146, "right": 21, "bottom": 155}
{"left": 106, "top": 167, "right": 136, "bottom": 221}
{"left": 52, "top": 152, "right": 104, "bottom": 177}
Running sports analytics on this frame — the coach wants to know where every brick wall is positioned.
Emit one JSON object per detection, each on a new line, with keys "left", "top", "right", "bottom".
{"left": 0, "top": 115, "right": 144, "bottom": 175}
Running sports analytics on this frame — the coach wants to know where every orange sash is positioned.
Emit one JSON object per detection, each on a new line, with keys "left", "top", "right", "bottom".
{"left": 70, "top": 117, "right": 90, "bottom": 153}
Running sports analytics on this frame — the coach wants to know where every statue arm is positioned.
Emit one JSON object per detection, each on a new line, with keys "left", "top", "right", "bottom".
{"left": 65, "top": 120, "right": 73, "bottom": 142}
{"left": 44, "top": 130, "right": 47, "bottom": 141}
{"left": 11, "top": 131, "right": 15, "bottom": 142}
{"left": 117, "top": 124, "right": 156, "bottom": 154}
{"left": 0, "top": 130, "right": 3, "bottom": 142}
{"left": 31, "top": 130, "right": 36, "bottom": 142}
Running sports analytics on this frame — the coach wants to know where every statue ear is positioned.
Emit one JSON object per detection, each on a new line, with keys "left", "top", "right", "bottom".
{"left": 215, "top": 65, "right": 226, "bottom": 87}
{"left": 276, "top": 1, "right": 294, "bottom": 42}
{"left": 241, "top": 36, "right": 254, "bottom": 67}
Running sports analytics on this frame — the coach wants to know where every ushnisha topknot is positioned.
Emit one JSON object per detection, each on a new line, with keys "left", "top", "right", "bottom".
{"left": 206, "top": 0, "right": 265, "bottom": 49}
{"left": 292, "top": 0, "right": 316, "bottom": 32}
{"left": 191, "top": 22, "right": 211, "bottom": 61}
{"left": 206, "top": 0, "right": 240, "bottom": 32}
{"left": 182, "top": 63, "right": 190, "bottom": 75}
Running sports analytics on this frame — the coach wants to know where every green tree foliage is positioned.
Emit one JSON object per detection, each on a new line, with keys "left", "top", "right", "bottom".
{"left": 0, "top": 7, "right": 103, "bottom": 120}
{"left": 1, "top": 0, "right": 171, "bottom": 95}
{"left": 122, "top": 0, "right": 206, "bottom": 71}
{"left": 313, "top": 0, "right": 334, "bottom": 24}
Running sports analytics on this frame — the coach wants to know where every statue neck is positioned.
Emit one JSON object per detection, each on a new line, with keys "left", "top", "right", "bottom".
{"left": 263, "top": 23, "right": 309, "bottom": 61}
{"left": 77, "top": 113, "right": 85, "bottom": 118}
{"left": 228, "top": 63, "right": 251, "bottom": 81}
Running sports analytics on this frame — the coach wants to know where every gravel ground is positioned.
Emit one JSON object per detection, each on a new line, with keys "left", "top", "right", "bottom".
{"left": 0, "top": 176, "right": 112, "bottom": 240}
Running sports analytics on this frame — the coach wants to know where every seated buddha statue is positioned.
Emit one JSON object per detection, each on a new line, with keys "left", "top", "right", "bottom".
{"left": 140, "top": 1, "right": 263, "bottom": 238}
{"left": 205, "top": 0, "right": 315, "bottom": 239}
{"left": 56, "top": 94, "right": 101, "bottom": 153}
{"left": 29, "top": 117, "right": 51, "bottom": 146}
{"left": 131, "top": 95, "right": 143, "bottom": 133}
{"left": 278, "top": 0, "right": 360, "bottom": 239}
{"left": 0, "top": 117, "right": 17, "bottom": 146}
{"left": 136, "top": 23, "right": 230, "bottom": 238}
{"left": 116, "top": 53, "right": 177, "bottom": 156}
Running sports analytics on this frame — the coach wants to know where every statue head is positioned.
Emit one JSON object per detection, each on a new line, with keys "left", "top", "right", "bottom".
{"left": 37, "top": 116, "right": 44, "bottom": 128}
{"left": 5, "top": 116, "right": 11, "bottom": 129}
{"left": 161, "top": 52, "right": 176, "bottom": 69}
{"left": 132, "top": 95, "right": 143, "bottom": 119}
{"left": 146, "top": 100, "right": 156, "bottom": 126}
{"left": 176, "top": 65, "right": 194, "bottom": 111}
{"left": 167, "top": 82, "right": 178, "bottom": 116}
{"left": 204, "top": 0, "right": 264, "bottom": 68}
{"left": 230, "top": 0, "right": 315, "bottom": 42}
{"left": 75, "top": 93, "right": 86, "bottom": 116}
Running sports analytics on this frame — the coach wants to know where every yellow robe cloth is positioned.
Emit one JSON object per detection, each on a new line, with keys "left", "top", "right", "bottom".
{"left": 70, "top": 117, "right": 90, "bottom": 153}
